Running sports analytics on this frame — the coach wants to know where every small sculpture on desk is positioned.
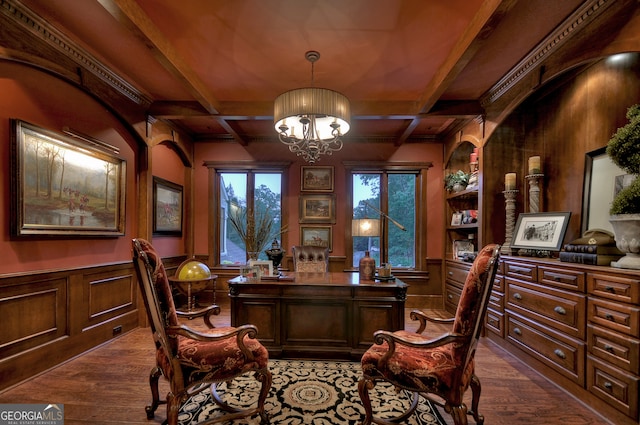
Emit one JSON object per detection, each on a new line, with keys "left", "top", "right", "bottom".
{"left": 265, "top": 238, "right": 284, "bottom": 274}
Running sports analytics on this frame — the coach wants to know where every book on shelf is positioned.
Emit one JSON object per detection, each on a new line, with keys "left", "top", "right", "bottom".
{"left": 559, "top": 251, "right": 623, "bottom": 266}
{"left": 562, "top": 244, "right": 623, "bottom": 255}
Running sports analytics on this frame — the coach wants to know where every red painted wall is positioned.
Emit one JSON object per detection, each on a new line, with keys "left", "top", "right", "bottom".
{"left": 192, "top": 139, "right": 445, "bottom": 261}
{"left": 0, "top": 62, "right": 139, "bottom": 274}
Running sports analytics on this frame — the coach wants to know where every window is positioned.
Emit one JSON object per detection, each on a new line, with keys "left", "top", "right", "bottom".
{"left": 206, "top": 162, "right": 288, "bottom": 266}
{"left": 352, "top": 171, "right": 417, "bottom": 268}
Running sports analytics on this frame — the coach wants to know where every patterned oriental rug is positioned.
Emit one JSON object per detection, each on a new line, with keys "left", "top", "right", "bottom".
{"left": 179, "top": 359, "right": 447, "bottom": 425}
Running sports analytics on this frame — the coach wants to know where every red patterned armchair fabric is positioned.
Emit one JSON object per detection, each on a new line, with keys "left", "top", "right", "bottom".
{"left": 359, "top": 244, "right": 500, "bottom": 425}
{"left": 132, "top": 238, "right": 272, "bottom": 425}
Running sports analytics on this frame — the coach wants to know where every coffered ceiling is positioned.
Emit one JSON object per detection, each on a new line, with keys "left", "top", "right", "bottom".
{"left": 17, "top": 0, "right": 587, "bottom": 144}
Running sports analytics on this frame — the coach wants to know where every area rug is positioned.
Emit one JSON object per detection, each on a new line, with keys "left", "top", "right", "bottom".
{"left": 179, "top": 359, "right": 446, "bottom": 424}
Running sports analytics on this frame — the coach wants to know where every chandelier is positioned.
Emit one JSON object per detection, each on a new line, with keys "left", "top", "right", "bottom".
{"left": 274, "top": 51, "right": 351, "bottom": 163}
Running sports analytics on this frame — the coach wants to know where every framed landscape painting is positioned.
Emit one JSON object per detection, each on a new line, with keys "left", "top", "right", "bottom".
{"left": 299, "top": 194, "right": 336, "bottom": 223}
{"left": 300, "top": 225, "right": 332, "bottom": 252}
{"left": 301, "top": 166, "right": 334, "bottom": 192}
{"left": 10, "top": 119, "right": 126, "bottom": 238}
{"left": 153, "top": 177, "right": 183, "bottom": 236}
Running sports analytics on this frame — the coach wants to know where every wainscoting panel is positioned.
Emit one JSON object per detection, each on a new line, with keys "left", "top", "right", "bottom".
{"left": 0, "top": 262, "right": 140, "bottom": 392}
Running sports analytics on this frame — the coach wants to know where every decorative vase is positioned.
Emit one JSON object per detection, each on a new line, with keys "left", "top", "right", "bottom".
{"left": 359, "top": 250, "right": 375, "bottom": 281}
{"left": 609, "top": 214, "right": 640, "bottom": 269}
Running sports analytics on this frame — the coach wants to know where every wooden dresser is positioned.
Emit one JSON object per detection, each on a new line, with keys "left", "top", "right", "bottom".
{"left": 484, "top": 255, "right": 640, "bottom": 425}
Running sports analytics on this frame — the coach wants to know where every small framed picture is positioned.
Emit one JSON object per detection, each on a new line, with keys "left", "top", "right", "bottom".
{"left": 299, "top": 194, "right": 336, "bottom": 223}
{"left": 248, "top": 260, "right": 273, "bottom": 277}
{"left": 511, "top": 212, "right": 571, "bottom": 251}
{"left": 451, "top": 212, "right": 463, "bottom": 226}
{"left": 153, "top": 177, "right": 183, "bottom": 236}
{"left": 300, "top": 225, "right": 332, "bottom": 252}
{"left": 301, "top": 166, "right": 334, "bottom": 192}
{"left": 453, "top": 240, "right": 475, "bottom": 260}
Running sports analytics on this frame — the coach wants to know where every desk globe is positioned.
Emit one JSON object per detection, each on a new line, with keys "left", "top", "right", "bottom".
{"left": 170, "top": 258, "right": 217, "bottom": 312}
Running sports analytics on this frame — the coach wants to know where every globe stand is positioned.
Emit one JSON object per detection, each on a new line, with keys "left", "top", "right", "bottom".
{"left": 171, "top": 258, "right": 218, "bottom": 314}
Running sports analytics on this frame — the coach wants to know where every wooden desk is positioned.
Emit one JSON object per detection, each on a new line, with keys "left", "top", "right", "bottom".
{"left": 228, "top": 272, "right": 408, "bottom": 360}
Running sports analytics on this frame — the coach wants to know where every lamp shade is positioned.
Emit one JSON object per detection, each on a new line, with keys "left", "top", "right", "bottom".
{"left": 352, "top": 218, "right": 380, "bottom": 237}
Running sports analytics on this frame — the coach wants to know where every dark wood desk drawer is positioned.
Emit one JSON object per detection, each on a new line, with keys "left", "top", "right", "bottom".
{"left": 445, "top": 283, "right": 462, "bottom": 312}
{"left": 507, "top": 312, "right": 585, "bottom": 385}
{"left": 493, "top": 273, "right": 505, "bottom": 292}
{"left": 504, "top": 261, "right": 536, "bottom": 282}
{"left": 587, "top": 355, "right": 639, "bottom": 420}
{"left": 486, "top": 308, "right": 504, "bottom": 338}
{"left": 539, "top": 265, "right": 585, "bottom": 292}
{"left": 588, "top": 324, "right": 640, "bottom": 374}
{"left": 588, "top": 297, "right": 640, "bottom": 338}
{"left": 445, "top": 261, "right": 470, "bottom": 286}
{"left": 507, "top": 280, "right": 586, "bottom": 338}
{"left": 588, "top": 273, "right": 640, "bottom": 304}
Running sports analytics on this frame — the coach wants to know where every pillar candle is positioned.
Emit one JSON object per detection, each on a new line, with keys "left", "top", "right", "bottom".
{"left": 470, "top": 152, "right": 478, "bottom": 163}
{"left": 505, "top": 173, "right": 516, "bottom": 190}
{"left": 528, "top": 156, "right": 541, "bottom": 174}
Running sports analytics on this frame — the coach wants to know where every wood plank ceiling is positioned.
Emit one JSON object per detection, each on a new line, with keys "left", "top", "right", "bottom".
{"left": 17, "top": 0, "right": 587, "bottom": 145}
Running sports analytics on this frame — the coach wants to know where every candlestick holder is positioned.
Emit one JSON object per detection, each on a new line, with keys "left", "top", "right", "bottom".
{"left": 526, "top": 173, "right": 544, "bottom": 213}
{"left": 502, "top": 189, "right": 518, "bottom": 255}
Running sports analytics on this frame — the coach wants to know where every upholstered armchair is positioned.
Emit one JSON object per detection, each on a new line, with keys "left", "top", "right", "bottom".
{"left": 132, "top": 238, "right": 272, "bottom": 425}
{"left": 291, "top": 245, "right": 329, "bottom": 272}
{"left": 358, "top": 244, "right": 501, "bottom": 425}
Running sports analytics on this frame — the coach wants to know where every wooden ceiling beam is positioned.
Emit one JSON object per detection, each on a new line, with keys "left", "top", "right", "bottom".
{"left": 416, "top": 0, "right": 518, "bottom": 114}
{"left": 97, "top": 0, "right": 222, "bottom": 115}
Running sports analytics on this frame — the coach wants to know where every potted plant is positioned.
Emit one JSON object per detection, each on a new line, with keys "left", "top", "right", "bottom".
{"left": 444, "top": 170, "right": 470, "bottom": 192}
{"left": 228, "top": 207, "right": 287, "bottom": 261}
{"left": 607, "top": 103, "right": 640, "bottom": 269}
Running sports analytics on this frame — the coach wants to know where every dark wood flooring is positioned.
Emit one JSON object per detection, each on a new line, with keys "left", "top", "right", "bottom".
{"left": 0, "top": 298, "right": 613, "bottom": 424}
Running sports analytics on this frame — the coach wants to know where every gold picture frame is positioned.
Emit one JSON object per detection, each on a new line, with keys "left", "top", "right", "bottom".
{"left": 10, "top": 119, "right": 126, "bottom": 238}
{"left": 300, "top": 225, "right": 332, "bottom": 252}
{"left": 301, "top": 166, "right": 334, "bottom": 192}
{"left": 153, "top": 177, "right": 183, "bottom": 236}
{"left": 299, "top": 194, "right": 336, "bottom": 223}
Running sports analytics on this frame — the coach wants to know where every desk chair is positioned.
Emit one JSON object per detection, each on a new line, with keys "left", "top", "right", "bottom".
{"left": 291, "top": 245, "right": 329, "bottom": 272}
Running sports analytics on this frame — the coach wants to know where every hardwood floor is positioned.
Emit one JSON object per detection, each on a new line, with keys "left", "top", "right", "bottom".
{"left": 0, "top": 298, "right": 612, "bottom": 425}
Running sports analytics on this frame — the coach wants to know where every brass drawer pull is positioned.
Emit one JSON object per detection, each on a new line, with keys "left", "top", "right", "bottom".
{"left": 604, "top": 344, "right": 614, "bottom": 353}
{"left": 605, "top": 313, "right": 615, "bottom": 321}
{"left": 554, "top": 349, "right": 566, "bottom": 359}
{"left": 554, "top": 306, "right": 566, "bottom": 315}
{"left": 604, "top": 382, "right": 613, "bottom": 391}
{"left": 514, "top": 327, "right": 522, "bottom": 336}
{"left": 513, "top": 293, "right": 522, "bottom": 300}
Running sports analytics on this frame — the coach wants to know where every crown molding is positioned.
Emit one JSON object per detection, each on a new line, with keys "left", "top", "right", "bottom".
{"left": 482, "top": 0, "right": 612, "bottom": 107}
{"left": 0, "top": 0, "right": 151, "bottom": 107}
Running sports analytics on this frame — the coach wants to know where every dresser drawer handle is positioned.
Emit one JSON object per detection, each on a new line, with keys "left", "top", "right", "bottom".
{"left": 553, "top": 306, "right": 566, "bottom": 315}
{"left": 604, "top": 286, "right": 615, "bottom": 293}
{"left": 513, "top": 327, "right": 522, "bottom": 336}
{"left": 513, "top": 293, "right": 522, "bottom": 300}
{"left": 605, "top": 313, "right": 615, "bottom": 321}
{"left": 604, "top": 344, "right": 614, "bottom": 353}
{"left": 554, "top": 349, "right": 566, "bottom": 359}
{"left": 604, "top": 382, "right": 613, "bottom": 391}
{"left": 448, "top": 294, "right": 453, "bottom": 300}
{"left": 448, "top": 271, "right": 454, "bottom": 276}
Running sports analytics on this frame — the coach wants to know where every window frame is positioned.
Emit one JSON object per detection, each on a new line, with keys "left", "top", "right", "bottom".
{"left": 344, "top": 161, "right": 432, "bottom": 271}
{"left": 204, "top": 161, "right": 290, "bottom": 267}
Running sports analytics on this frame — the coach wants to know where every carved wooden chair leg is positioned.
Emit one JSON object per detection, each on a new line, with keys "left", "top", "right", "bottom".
{"left": 469, "top": 373, "right": 484, "bottom": 424}
{"left": 446, "top": 402, "right": 469, "bottom": 425}
{"left": 167, "top": 393, "right": 181, "bottom": 425}
{"left": 357, "top": 377, "right": 375, "bottom": 425}
{"left": 256, "top": 368, "right": 273, "bottom": 424}
{"left": 146, "top": 366, "right": 164, "bottom": 419}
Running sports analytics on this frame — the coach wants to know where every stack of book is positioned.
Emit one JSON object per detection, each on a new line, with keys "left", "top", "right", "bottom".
{"left": 559, "top": 243, "right": 623, "bottom": 266}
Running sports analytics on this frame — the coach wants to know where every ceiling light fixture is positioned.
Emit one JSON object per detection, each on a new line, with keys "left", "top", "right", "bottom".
{"left": 274, "top": 51, "right": 351, "bottom": 163}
